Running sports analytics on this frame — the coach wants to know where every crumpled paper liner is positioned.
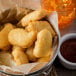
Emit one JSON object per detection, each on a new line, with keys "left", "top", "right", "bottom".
{"left": 0, "top": 0, "right": 59, "bottom": 75}
{"left": 0, "top": 66, "right": 58, "bottom": 76}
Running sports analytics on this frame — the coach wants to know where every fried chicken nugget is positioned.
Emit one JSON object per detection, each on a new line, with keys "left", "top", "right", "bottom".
{"left": 12, "top": 46, "right": 29, "bottom": 66}
{"left": 37, "top": 56, "right": 51, "bottom": 62}
{"left": 8, "top": 28, "right": 36, "bottom": 48}
{"left": 37, "top": 49, "right": 53, "bottom": 62}
{"left": 26, "top": 21, "right": 56, "bottom": 36}
{"left": 0, "top": 23, "right": 14, "bottom": 49}
{"left": 17, "top": 9, "right": 47, "bottom": 27}
{"left": 33, "top": 29, "right": 52, "bottom": 58}
{"left": 26, "top": 45, "right": 37, "bottom": 61}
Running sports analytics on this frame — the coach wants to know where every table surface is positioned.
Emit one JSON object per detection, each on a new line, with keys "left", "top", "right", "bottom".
{"left": 55, "top": 19, "right": 76, "bottom": 76}
{"left": 55, "top": 58, "right": 76, "bottom": 76}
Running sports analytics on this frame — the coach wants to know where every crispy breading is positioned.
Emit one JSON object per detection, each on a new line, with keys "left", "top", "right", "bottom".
{"left": 8, "top": 28, "right": 37, "bottom": 48}
{"left": 26, "top": 45, "right": 36, "bottom": 61}
{"left": 17, "top": 9, "right": 47, "bottom": 27}
{"left": 37, "top": 56, "right": 51, "bottom": 62}
{"left": 0, "top": 23, "right": 14, "bottom": 49}
{"left": 12, "top": 46, "right": 29, "bottom": 65}
{"left": 26, "top": 21, "right": 56, "bottom": 36}
{"left": 33, "top": 29, "right": 52, "bottom": 58}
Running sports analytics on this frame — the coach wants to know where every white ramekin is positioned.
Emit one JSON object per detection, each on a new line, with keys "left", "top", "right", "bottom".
{"left": 58, "top": 33, "right": 76, "bottom": 70}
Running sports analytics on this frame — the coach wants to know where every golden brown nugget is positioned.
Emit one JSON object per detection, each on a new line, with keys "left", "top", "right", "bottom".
{"left": 17, "top": 9, "right": 47, "bottom": 27}
{"left": 12, "top": 46, "right": 29, "bottom": 65}
{"left": 33, "top": 29, "right": 52, "bottom": 58}
{"left": 26, "top": 46, "right": 36, "bottom": 61}
{"left": 37, "top": 56, "right": 51, "bottom": 62}
{"left": 8, "top": 28, "right": 36, "bottom": 48}
{"left": 0, "top": 23, "right": 14, "bottom": 49}
{"left": 26, "top": 21, "right": 56, "bottom": 36}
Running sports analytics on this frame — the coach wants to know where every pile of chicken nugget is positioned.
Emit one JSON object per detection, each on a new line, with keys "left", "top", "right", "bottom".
{"left": 0, "top": 8, "right": 56, "bottom": 66}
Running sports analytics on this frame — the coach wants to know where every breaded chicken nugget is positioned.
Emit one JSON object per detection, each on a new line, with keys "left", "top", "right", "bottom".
{"left": 12, "top": 46, "right": 29, "bottom": 65}
{"left": 0, "top": 23, "right": 14, "bottom": 49}
{"left": 26, "top": 21, "right": 56, "bottom": 36}
{"left": 8, "top": 28, "right": 36, "bottom": 48}
{"left": 26, "top": 45, "right": 36, "bottom": 61}
{"left": 37, "top": 56, "right": 51, "bottom": 62}
{"left": 17, "top": 9, "right": 47, "bottom": 27}
{"left": 33, "top": 29, "right": 52, "bottom": 58}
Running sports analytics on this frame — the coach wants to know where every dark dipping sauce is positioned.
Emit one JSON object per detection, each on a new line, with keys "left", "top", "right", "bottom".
{"left": 60, "top": 39, "right": 76, "bottom": 63}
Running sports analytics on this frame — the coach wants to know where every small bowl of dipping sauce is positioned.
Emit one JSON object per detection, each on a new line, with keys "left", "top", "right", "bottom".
{"left": 58, "top": 33, "right": 76, "bottom": 69}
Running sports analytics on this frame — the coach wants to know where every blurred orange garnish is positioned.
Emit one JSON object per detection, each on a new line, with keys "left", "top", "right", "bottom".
{"left": 41, "top": 0, "right": 75, "bottom": 29}
{"left": 41, "top": 0, "right": 57, "bottom": 12}
{"left": 58, "top": 10, "right": 75, "bottom": 29}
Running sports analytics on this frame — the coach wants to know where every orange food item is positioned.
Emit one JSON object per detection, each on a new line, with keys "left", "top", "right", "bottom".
{"left": 56, "top": 0, "right": 75, "bottom": 29}
{"left": 41, "top": 0, "right": 75, "bottom": 29}
{"left": 41, "top": 0, "right": 57, "bottom": 12}
{"left": 58, "top": 10, "right": 75, "bottom": 29}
